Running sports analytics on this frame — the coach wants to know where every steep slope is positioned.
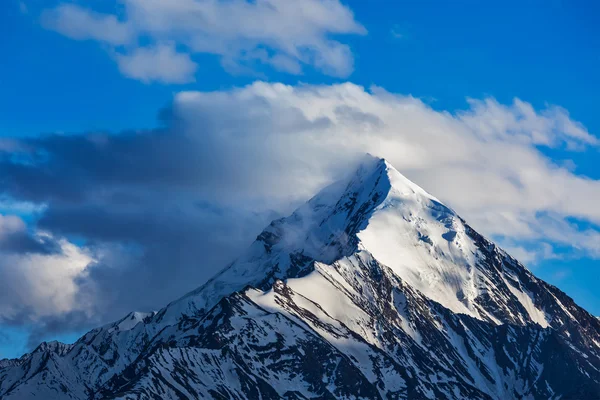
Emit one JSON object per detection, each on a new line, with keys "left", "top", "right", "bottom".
{"left": 1, "top": 156, "right": 599, "bottom": 399}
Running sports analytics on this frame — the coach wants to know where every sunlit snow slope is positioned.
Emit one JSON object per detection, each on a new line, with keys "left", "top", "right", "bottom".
{"left": 1, "top": 155, "right": 599, "bottom": 399}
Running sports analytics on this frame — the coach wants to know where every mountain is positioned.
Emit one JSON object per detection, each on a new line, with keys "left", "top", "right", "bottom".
{"left": 1, "top": 155, "right": 599, "bottom": 399}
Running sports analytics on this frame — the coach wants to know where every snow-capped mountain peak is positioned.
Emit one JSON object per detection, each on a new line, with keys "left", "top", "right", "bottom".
{"left": 163, "top": 155, "right": 520, "bottom": 326}
{"left": 2, "top": 156, "right": 599, "bottom": 399}
{"left": 158, "top": 155, "right": 445, "bottom": 323}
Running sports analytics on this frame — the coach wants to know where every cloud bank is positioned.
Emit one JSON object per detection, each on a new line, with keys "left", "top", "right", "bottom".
{"left": 1, "top": 81, "right": 599, "bottom": 346}
{"left": 41, "top": 0, "right": 366, "bottom": 82}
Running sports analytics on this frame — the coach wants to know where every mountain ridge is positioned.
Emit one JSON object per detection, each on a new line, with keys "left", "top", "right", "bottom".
{"left": 1, "top": 155, "right": 599, "bottom": 399}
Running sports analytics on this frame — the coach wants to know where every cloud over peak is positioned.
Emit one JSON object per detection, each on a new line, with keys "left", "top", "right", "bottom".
{"left": 0, "top": 81, "right": 598, "bottom": 346}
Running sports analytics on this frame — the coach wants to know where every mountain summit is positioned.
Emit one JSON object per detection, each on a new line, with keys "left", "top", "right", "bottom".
{"left": 2, "top": 156, "right": 599, "bottom": 399}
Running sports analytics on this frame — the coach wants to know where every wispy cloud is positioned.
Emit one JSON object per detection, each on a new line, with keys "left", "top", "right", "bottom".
{"left": 40, "top": 0, "right": 366, "bottom": 83}
{"left": 18, "top": 1, "right": 28, "bottom": 14}
{"left": 390, "top": 25, "right": 404, "bottom": 39}
{"left": 41, "top": 4, "right": 134, "bottom": 46}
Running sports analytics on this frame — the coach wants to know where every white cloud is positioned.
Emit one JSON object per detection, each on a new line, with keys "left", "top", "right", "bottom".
{"left": 0, "top": 216, "right": 93, "bottom": 322}
{"left": 170, "top": 82, "right": 600, "bottom": 261}
{"left": 502, "top": 243, "right": 561, "bottom": 266}
{"left": 41, "top": 0, "right": 366, "bottom": 82}
{"left": 459, "top": 98, "right": 598, "bottom": 148}
{"left": 41, "top": 4, "right": 133, "bottom": 46}
{"left": 115, "top": 43, "right": 197, "bottom": 84}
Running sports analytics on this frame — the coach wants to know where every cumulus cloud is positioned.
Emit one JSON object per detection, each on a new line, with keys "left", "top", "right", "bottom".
{"left": 41, "top": 0, "right": 366, "bottom": 82}
{"left": 115, "top": 43, "right": 197, "bottom": 83}
{"left": 0, "top": 215, "right": 93, "bottom": 323}
{"left": 1, "top": 81, "right": 599, "bottom": 345}
{"left": 0, "top": 239, "right": 92, "bottom": 321}
{"left": 170, "top": 82, "right": 600, "bottom": 243}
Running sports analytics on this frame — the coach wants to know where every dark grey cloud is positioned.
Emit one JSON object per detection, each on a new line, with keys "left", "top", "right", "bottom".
{"left": 0, "top": 99, "right": 328, "bottom": 335}
{"left": 0, "top": 129, "right": 199, "bottom": 203}
{"left": 0, "top": 230, "right": 60, "bottom": 255}
{"left": 52, "top": 202, "right": 278, "bottom": 317}
{"left": 0, "top": 113, "right": 292, "bottom": 345}
{"left": 23, "top": 311, "right": 94, "bottom": 351}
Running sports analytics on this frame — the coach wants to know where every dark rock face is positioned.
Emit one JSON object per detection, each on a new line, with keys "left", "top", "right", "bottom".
{"left": 1, "top": 157, "right": 599, "bottom": 399}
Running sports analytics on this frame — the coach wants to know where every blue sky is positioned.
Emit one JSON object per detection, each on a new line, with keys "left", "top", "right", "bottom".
{"left": 0, "top": 0, "right": 599, "bottom": 358}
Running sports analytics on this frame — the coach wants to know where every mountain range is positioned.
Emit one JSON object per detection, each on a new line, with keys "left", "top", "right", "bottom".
{"left": 1, "top": 155, "right": 599, "bottom": 399}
